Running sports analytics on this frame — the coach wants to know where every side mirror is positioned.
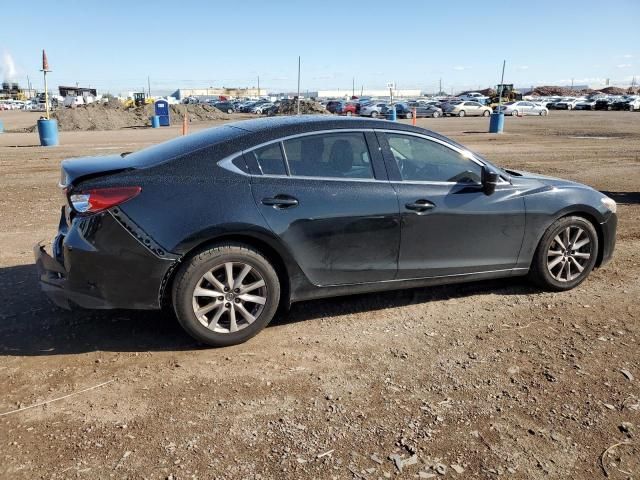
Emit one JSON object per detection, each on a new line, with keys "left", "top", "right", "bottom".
{"left": 481, "top": 166, "right": 500, "bottom": 195}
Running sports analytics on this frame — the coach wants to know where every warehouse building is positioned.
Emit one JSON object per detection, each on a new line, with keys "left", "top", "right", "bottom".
{"left": 172, "top": 87, "right": 265, "bottom": 100}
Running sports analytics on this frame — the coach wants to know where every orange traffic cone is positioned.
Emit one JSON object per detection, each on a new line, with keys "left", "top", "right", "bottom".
{"left": 412, "top": 108, "right": 417, "bottom": 126}
{"left": 182, "top": 111, "right": 188, "bottom": 136}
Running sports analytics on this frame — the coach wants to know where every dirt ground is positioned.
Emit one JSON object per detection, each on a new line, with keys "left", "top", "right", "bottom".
{"left": 0, "top": 111, "right": 638, "bottom": 479}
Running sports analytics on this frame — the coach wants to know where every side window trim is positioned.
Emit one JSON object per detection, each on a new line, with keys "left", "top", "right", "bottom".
{"left": 241, "top": 129, "right": 389, "bottom": 182}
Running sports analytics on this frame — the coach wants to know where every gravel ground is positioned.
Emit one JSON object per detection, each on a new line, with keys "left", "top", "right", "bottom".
{"left": 0, "top": 111, "right": 638, "bottom": 479}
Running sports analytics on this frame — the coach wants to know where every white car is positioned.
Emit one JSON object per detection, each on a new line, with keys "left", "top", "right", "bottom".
{"left": 495, "top": 101, "right": 549, "bottom": 116}
{"left": 457, "top": 92, "right": 489, "bottom": 104}
{"left": 360, "top": 102, "right": 389, "bottom": 118}
{"left": 554, "top": 98, "right": 583, "bottom": 110}
{"left": 253, "top": 103, "right": 274, "bottom": 114}
{"left": 574, "top": 99, "right": 597, "bottom": 110}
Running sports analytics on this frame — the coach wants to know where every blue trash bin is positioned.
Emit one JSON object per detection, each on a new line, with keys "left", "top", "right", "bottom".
{"left": 37, "top": 119, "right": 59, "bottom": 146}
{"left": 151, "top": 115, "right": 160, "bottom": 128}
{"left": 489, "top": 112, "right": 504, "bottom": 133}
{"left": 389, "top": 105, "right": 397, "bottom": 121}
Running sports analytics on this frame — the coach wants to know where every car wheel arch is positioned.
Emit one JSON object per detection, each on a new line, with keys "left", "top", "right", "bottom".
{"left": 160, "top": 232, "right": 295, "bottom": 310}
{"left": 531, "top": 209, "right": 606, "bottom": 269}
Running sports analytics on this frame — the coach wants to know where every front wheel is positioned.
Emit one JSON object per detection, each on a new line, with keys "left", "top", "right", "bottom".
{"left": 511, "top": 110, "right": 519, "bottom": 116}
{"left": 227, "top": 108, "right": 233, "bottom": 114}
{"left": 406, "top": 112, "right": 413, "bottom": 119}
{"left": 371, "top": 111, "right": 378, "bottom": 118}
{"left": 482, "top": 110, "right": 490, "bottom": 117}
{"left": 432, "top": 111, "right": 440, "bottom": 118}
{"left": 172, "top": 244, "right": 281, "bottom": 347}
{"left": 458, "top": 110, "right": 465, "bottom": 117}
{"left": 540, "top": 110, "right": 548, "bottom": 116}
{"left": 528, "top": 216, "right": 598, "bottom": 291}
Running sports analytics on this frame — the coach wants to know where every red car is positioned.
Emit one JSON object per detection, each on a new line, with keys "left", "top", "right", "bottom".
{"left": 336, "top": 101, "right": 357, "bottom": 116}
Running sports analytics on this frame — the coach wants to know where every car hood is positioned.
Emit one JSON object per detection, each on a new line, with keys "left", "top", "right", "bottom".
{"left": 505, "top": 169, "right": 593, "bottom": 191}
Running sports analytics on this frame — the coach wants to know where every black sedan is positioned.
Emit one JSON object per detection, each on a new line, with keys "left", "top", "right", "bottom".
{"left": 35, "top": 116, "right": 617, "bottom": 347}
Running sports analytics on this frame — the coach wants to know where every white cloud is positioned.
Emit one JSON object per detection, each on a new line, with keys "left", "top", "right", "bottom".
{"left": 517, "top": 65, "right": 529, "bottom": 70}
{"left": 617, "top": 63, "right": 632, "bottom": 68}
{"left": 453, "top": 65, "right": 471, "bottom": 71}
{"left": 623, "top": 54, "right": 633, "bottom": 59}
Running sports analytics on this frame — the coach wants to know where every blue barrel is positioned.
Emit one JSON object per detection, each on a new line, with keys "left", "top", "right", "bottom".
{"left": 151, "top": 115, "right": 160, "bottom": 128}
{"left": 489, "top": 112, "right": 504, "bottom": 133}
{"left": 389, "top": 105, "right": 397, "bottom": 121}
{"left": 37, "top": 119, "right": 59, "bottom": 146}
{"left": 0, "top": 119, "right": 4, "bottom": 133}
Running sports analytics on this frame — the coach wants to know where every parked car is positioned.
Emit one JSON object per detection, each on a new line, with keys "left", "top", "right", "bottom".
{"left": 405, "top": 102, "right": 444, "bottom": 118}
{"left": 594, "top": 99, "right": 612, "bottom": 111}
{"left": 359, "top": 102, "right": 389, "bottom": 118}
{"left": 444, "top": 101, "right": 492, "bottom": 117}
{"left": 252, "top": 103, "right": 274, "bottom": 114}
{"left": 457, "top": 92, "right": 490, "bottom": 104}
{"left": 574, "top": 99, "right": 597, "bottom": 110}
{"left": 610, "top": 96, "right": 640, "bottom": 111}
{"left": 325, "top": 101, "right": 343, "bottom": 114}
{"left": 213, "top": 101, "right": 235, "bottom": 114}
{"left": 336, "top": 102, "right": 357, "bottom": 116}
{"left": 35, "top": 116, "right": 617, "bottom": 347}
{"left": 494, "top": 101, "right": 548, "bottom": 116}
{"left": 553, "top": 98, "right": 582, "bottom": 110}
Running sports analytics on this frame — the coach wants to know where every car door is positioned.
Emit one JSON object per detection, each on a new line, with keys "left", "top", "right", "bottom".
{"left": 247, "top": 130, "right": 400, "bottom": 286}
{"left": 377, "top": 130, "right": 526, "bottom": 279}
{"left": 466, "top": 101, "right": 481, "bottom": 116}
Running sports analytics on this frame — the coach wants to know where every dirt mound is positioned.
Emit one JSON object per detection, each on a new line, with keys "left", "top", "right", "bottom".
{"left": 460, "top": 88, "right": 496, "bottom": 97}
{"left": 525, "top": 86, "right": 585, "bottom": 96}
{"left": 275, "top": 99, "right": 327, "bottom": 115}
{"left": 598, "top": 86, "right": 628, "bottom": 95}
{"left": 51, "top": 101, "right": 229, "bottom": 131}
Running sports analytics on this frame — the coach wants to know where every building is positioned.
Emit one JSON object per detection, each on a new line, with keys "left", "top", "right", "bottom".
{"left": 172, "top": 87, "right": 266, "bottom": 101}
{"left": 58, "top": 85, "right": 97, "bottom": 98}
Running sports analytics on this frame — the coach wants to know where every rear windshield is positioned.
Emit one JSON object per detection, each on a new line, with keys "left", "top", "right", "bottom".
{"left": 125, "top": 125, "right": 244, "bottom": 167}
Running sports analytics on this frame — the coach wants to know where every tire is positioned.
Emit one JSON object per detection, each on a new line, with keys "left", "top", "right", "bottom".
{"left": 371, "top": 111, "right": 378, "bottom": 118}
{"left": 346, "top": 111, "right": 352, "bottom": 116}
{"left": 172, "top": 243, "right": 281, "bottom": 347}
{"left": 528, "top": 216, "right": 599, "bottom": 292}
{"left": 432, "top": 111, "right": 440, "bottom": 118}
{"left": 482, "top": 110, "right": 490, "bottom": 117}
{"left": 511, "top": 110, "right": 519, "bottom": 116}
{"left": 227, "top": 108, "right": 233, "bottom": 114}
{"left": 458, "top": 110, "right": 465, "bottom": 117}
{"left": 406, "top": 112, "right": 413, "bottom": 119}
{"left": 540, "top": 110, "right": 548, "bottom": 116}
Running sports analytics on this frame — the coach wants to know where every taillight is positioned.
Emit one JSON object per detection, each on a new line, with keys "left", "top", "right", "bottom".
{"left": 69, "top": 186, "right": 141, "bottom": 214}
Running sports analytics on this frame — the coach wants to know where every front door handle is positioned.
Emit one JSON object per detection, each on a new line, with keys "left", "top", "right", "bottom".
{"left": 405, "top": 200, "right": 435, "bottom": 212}
{"left": 262, "top": 195, "right": 299, "bottom": 209}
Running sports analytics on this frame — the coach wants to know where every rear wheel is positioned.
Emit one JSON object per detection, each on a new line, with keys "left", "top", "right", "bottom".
{"left": 511, "top": 110, "right": 519, "bottom": 116}
{"left": 172, "top": 244, "right": 280, "bottom": 347}
{"left": 406, "top": 112, "right": 413, "bottom": 119}
{"left": 528, "top": 216, "right": 598, "bottom": 291}
{"left": 432, "top": 111, "right": 440, "bottom": 118}
{"left": 482, "top": 110, "right": 490, "bottom": 117}
{"left": 371, "top": 111, "right": 378, "bottom": 118}
{"left": 227, "top": 108, "right": 233, "bottom": 114}
{"left": 540, "top": 110, "right": 548, "bottom": 116}
{"left": 346, "top": 111, "right": 353, "bottom": 116}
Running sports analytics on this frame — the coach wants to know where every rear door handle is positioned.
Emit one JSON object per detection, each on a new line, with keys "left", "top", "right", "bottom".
{"left": 405, "top": 200, "right": 435, "bottom": 212}
{"left": 262, "top": 195, "right": 299, "bottom": 209}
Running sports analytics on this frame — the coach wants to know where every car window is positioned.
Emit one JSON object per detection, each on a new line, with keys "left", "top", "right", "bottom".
{"left": 283, "top": 132, "right": 373, "bottom": 179}
{"left": 386, "top": 133, "right": 482, "bottom": 184}
{"left": 250, "top": 143, "right": 287, "bottom": 175}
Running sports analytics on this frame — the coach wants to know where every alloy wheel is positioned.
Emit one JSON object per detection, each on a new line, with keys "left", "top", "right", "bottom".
{"left": 546, "top": 226, "right": 592, "bottom": 282}
{"left": 192, "top": 262, "right": 267, "bottom": 333}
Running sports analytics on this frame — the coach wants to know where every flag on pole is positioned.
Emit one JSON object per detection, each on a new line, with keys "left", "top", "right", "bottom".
{"left": 42, "top": 50, "right": 49, "bottom": 71}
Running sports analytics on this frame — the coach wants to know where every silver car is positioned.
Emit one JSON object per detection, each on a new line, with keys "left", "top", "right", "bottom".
{"left": 360, "top": 102, "right": 389, "bottom": 118}
{"left": 495, "top": 101, "right": 549, "bottom": 116}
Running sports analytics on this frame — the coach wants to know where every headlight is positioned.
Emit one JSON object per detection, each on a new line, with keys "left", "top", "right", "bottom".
{"left": 601, "top": 196, "right": 617, "bottom": 213}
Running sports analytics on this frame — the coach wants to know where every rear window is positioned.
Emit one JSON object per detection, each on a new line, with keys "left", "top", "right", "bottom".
{"left": 283, "top": 132, "right": 373, "bottom": 179}
{"left": 249, "top": 143, "right": 287, "bottom": 175}
{"left": 125, "top": 125, "right": 244, "bottom": 168}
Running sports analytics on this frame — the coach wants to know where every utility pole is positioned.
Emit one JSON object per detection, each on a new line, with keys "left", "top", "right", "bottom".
{"left": 147, "top": 76, "right": 151, "bottom": 97}
{"left": 498, "top": 60, "right": 506, "bottom": 111}
{"left": 352, "top": 77, "right": 355, "bottom": 98}
{"left": 257, "top": 75, "right": 260, "bottom": 97}
{"left": 439, "top": 78, "right": 442, "bottom": 95}
{"left": 571, "top": 78, "right": 574, "bottom": 90}
{"left": 296, "top": 56, "right": 301, "bottom": 115}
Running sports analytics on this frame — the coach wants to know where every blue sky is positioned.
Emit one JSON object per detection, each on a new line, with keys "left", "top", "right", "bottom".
{"left": 1, "top": 0, "right": 638, "bottom": 95}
